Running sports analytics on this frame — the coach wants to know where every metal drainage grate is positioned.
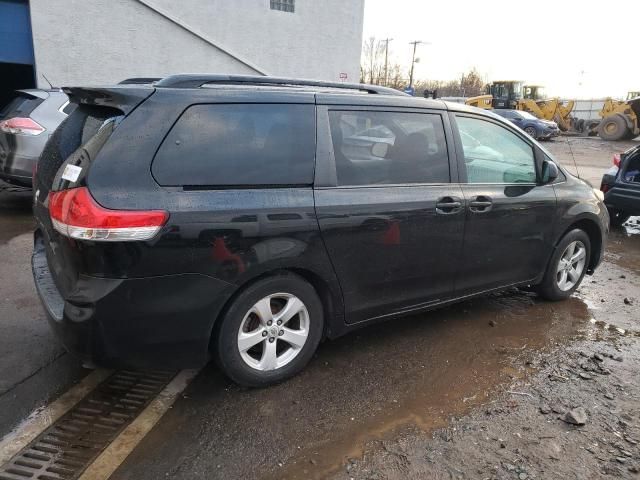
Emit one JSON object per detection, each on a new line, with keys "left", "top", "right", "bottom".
{"left": 0, "top": 369, "right": 176, "bottom": 480}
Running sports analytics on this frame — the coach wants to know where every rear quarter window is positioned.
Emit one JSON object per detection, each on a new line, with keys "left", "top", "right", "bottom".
{"left": 152, "top": 104, "right": 316, "bottom": 186}
{"left": 37, "top": 105, "right": 123, "bottom": 194}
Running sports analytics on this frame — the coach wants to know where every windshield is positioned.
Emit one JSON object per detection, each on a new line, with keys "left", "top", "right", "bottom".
{"left": 511, "top": 82, "right": 523, "bottom": 99}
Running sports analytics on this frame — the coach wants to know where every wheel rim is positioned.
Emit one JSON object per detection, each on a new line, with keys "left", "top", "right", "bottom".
{"left": 525, "top": 127, "right": 536, "bottom": 137}
{"left": 556, "top": 240, "right": 587, "bottom": 291}
{"left": 237, "top": 293, "right": 310, "bottom": 371}
{"left": 604, "top": 121, "right": 618, "bottom": 135}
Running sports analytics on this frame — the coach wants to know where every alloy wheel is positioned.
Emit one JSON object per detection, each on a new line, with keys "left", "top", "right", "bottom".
{"left": 237, "top": 293, "right": 310, "bottom": 371}
{"left": 556, "top": 240, "right": 587, "bottom": 291}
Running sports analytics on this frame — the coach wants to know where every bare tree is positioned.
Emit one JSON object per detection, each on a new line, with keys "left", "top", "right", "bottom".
{"left": 459, "top": 68, "right": 485, "bottom": 97}
{"left": 360, "top": 40, "right": 487, "bottom": 97}
{"left": 360, "top": 37, "right": 388, "bottom": 85}
{"left": 411, "top": 68, "right": 487, "bottom": 98}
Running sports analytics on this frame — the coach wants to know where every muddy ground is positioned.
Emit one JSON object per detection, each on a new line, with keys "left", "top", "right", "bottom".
{"left": 329, "top": 248, "right": 640, "bottom": 480}
{"left": 548, "top": 136, "right": 638, "bottom": 187}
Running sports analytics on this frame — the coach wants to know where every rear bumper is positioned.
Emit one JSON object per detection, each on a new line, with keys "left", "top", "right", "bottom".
{"left": 603, "top": 183, "right": 640, "bottom": 215}
{"left": 32, "top": 235, "right": 234, "bottom": 369}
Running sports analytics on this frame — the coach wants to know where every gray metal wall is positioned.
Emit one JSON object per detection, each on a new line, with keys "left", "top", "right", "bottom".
{"left": 29, "top": 0, "right": 364, "bottom": 87}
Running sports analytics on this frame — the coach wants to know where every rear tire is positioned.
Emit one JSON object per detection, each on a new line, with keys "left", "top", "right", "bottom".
{"left": 608, "top": 208, "right": 630, "bottom": 227}
{"left": 599, "top": 114, "right": 628, "bottom": 141}
{"left": 214, "top": 273, "right": 323, "bottom": 387}
{"left": 537, "top": 229, "right": 590, "bottom": 301}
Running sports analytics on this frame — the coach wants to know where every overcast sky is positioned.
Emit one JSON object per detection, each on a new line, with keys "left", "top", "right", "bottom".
{"left": 363, "top": 0, "right": 639, "bottom": 98}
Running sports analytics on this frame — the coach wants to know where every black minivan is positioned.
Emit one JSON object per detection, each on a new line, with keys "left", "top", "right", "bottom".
{"left": 32, "top": 75, "right": 609, "bottom": 387}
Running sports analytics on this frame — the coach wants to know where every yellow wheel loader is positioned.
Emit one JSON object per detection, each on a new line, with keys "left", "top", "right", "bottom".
{"left": 464, "top": 94, "right": 493, "bottom": 109}
{"left": 465, "top": 82, "right": 575, "bottom": 131}
{"left": 465, "top": 81, "right": 522, "bottom": 109}
{"left": 521, "top": 85, "right": 575, "bottom": 131}
{"left": 597, "top": 95, "right": 640, "bottom": 141}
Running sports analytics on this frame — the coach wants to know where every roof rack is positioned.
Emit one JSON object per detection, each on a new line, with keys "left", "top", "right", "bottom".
{"left": 118, "top": 77, "right": 163, "bottom": 85}
{"left": 154, "top": 74, "right": 406, "bottom": 96}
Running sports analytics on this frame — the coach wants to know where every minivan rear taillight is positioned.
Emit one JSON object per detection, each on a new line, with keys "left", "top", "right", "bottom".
{"left": 0, "top": 117, "right": 45, "bottom": 136}
{"left": 613, "top": 153, "right": 621, "bottom": 167}
{"left": 49, "top": 187, "right": 168, "bottom": 241}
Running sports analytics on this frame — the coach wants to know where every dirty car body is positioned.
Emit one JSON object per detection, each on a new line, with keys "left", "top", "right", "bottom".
{"left": 31, "top": 75, "right": 608, "bottom": 385}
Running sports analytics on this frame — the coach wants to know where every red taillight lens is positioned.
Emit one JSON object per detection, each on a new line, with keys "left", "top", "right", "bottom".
{"left": 600, "top": 183, "right": 609, "bottom": 193}
{"left": 613, "top": 153, "right": 621, "bottom": 167}
{"left": 0, "top": 117, "right": 45, "bottom": 136}
{"left": 49, "top": 187, "right": 168, "bottom": 241}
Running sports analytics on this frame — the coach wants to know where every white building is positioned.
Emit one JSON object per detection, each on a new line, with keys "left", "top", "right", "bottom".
{"left": 0, "top": 0, "right": 364, "bottom": 102}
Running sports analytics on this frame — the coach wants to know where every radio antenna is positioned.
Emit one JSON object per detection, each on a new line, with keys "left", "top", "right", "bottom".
{"left": 41, "top": 74, "right": 54, "bottom": 90}
{"left": 565, "top": 136, "right": 581, "bottom": 179}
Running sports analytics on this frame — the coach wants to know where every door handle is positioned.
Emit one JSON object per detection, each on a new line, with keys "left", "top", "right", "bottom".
{"left": 436, "top": 196, "right": 463, "bottom": 215}
{"left": 469, "top": 195, "right": 493, "bottom": 213}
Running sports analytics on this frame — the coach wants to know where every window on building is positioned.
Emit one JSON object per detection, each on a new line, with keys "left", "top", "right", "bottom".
{"left": 270, "top": 0, "right": 295, "bottom": 13}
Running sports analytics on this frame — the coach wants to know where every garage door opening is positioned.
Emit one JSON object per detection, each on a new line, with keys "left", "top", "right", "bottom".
{"left": 0, "top": 62, "right": 36, "bottom": 107}
{"left": 0, "top": 0, "right": 36, "bottom": 107}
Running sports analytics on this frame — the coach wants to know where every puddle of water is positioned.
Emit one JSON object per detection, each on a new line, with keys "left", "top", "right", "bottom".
{"left": 268, "top": 292, "right": 592, "bottom": 480}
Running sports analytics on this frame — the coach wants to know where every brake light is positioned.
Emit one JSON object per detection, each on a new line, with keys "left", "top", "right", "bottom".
{"left": 600, "top": 183, "right": 609, "bottom": 193}
{"left": 613, "top": 153, "right": 621, "bottom": 167}
{"left": 49, "top": 187, "right": 168, "bottom": 241}
{"left": 0, "top": 117, "right": 45, "bottom": 136}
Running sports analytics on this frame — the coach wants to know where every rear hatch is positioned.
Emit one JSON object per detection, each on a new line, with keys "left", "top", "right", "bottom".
{"left": 33, "top": 86, "right": 155, "bottom": 303}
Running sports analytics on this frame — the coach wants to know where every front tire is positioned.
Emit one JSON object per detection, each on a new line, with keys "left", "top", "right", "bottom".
{"left": 537, "top": 229, "right": 590, "bottom": 301}
{"left": 214, "top": 273, "right": 323, "bottom": 387}
{"left": 524, "top": 126, "right": 538, "bottom": 139}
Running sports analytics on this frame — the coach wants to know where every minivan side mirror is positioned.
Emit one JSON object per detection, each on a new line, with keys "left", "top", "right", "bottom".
{"left": 540, "top": 159, "right": 559, "bottom": 184}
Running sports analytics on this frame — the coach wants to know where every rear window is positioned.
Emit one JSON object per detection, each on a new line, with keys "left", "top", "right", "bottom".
{"left": 37, "top": 105, "right": 122, "bottom": 195}
{"left": 152, "top": 104, "right": 316, "bottom": 186}
{"left": 0, "top": 93, "right": 45, "bottom": 120}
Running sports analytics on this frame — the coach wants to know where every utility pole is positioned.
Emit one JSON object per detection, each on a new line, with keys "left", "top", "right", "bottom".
{"left": 382, "top": 38, "right": 393, "bottom": 86}
{"left": 369, "top": 38, "right": 375, "bottom": 84}
{"left": 408, "top": 40, "right": 422, "bottom": 88}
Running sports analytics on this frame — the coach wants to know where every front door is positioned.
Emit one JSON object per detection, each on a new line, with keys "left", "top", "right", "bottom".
{"left": 452, "top": 113, "right": 557, "bottom": 295}
{"left": 315, "top": 107, "right": 465, "bottom": 323}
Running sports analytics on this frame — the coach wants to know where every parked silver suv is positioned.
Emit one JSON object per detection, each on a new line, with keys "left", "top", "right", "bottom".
{"left": 0, "top": 89, "right": 73, "bottom": 187}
